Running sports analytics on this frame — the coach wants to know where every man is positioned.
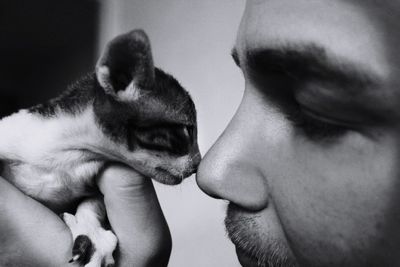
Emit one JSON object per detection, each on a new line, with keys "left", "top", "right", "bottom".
{"left": 198, "top": 0, "right": 400, "bottom": 266}
{"left": 1, "top": 0, "right": 400, "bottom": 266}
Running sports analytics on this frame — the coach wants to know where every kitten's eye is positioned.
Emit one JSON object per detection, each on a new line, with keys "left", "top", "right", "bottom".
{"left": 133, "top": 124, "right": 193, "bottom": 155}
{"left": 287, "top": 107, "right": 350, "bottom": 141}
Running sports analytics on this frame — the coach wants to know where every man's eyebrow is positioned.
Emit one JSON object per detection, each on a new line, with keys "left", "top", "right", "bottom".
{"left": 241, "top": 43, "right": 381, "bottom": 94}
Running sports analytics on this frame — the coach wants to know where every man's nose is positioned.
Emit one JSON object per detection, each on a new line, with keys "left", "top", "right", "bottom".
{"left": 196, "top": 101, "right": 270, "bottom": 211}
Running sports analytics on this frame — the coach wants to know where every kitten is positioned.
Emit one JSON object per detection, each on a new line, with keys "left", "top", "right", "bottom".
{"left": 0, "top": 29, "right": 200, "bottom": 266}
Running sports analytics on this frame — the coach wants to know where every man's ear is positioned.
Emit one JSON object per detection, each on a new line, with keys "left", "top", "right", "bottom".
{"left": 96, "top": 29, "right": 155, "bottom": 96}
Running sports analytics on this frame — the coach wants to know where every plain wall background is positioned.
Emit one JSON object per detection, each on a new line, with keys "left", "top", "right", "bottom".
{"left": 99, "top": 1, "right": 246, "bottom": 266}
{"left": 0, "top": 0, "right": 99, "bottom": 117}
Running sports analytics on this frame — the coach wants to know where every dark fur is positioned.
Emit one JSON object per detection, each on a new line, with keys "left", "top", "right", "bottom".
{"left": 29, "top": 67, "right": 197, "bottom": 156}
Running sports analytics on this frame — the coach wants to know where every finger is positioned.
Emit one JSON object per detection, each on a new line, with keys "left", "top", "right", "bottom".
{"left": 97, "top": 165, "right": 171, "bottom": 267}
{"left": 0, "top": 176, "right": 73, "bottom": 266}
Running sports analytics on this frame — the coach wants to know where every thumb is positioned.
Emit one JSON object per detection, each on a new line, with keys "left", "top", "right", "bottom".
{"left": 97, "top": 164, "right": 171, "bottom": 267}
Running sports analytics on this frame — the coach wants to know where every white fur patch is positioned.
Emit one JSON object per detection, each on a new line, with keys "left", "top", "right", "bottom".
{"left": 0, "top": 107, "right": 115, "bottom": 203}
{"left": 63, "top": 199, "right": 117, "bottom": 266}
{"left": 117, "top": 81, "right": 141, "bottom": 101}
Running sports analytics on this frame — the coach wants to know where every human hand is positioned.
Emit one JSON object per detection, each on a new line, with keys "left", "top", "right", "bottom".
{"left": 97, "top": 164, "right": 172, "bottom": 267}
{"left": 0, "top": 176, "right": 73, "bottom": 266}
{"left": 0, "top": 165, "right": 171, "bottom": 267}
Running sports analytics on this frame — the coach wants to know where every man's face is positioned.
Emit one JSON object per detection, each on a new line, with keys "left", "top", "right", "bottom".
{"left": 197, "top": 1, "right": 400, "bottom": 266}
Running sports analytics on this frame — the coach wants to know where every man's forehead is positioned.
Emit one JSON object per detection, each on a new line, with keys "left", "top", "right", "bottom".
{"left": 240, "top": 0, "right": 400, "bottom": 41}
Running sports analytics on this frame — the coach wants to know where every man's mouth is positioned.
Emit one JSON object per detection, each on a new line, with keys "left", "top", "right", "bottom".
{"left": 225, "top": 203, "right": 299, "bottom": 267}
{"left": 225, "top": 204, "right": 267, "bottom": 267}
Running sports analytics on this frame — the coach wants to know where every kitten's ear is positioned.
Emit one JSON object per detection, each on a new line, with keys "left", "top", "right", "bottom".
{"left": 96, "top": 29, "right": 155, "bottom": 96}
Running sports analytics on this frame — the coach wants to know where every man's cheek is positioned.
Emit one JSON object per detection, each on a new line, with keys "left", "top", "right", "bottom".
{"left": 271, "top": 137, "right": 400, "bottom": 265}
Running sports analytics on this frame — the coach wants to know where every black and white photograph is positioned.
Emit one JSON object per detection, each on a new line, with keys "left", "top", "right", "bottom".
{"left": 1, "top": 1, "right": 399, "bottom": 266}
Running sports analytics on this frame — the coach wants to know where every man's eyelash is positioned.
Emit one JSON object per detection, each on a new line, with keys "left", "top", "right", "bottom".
{"left": 286, "top": 109, "right": 349, "bottom": 141}
{"left": 247, "top": 67, "right": 352, "bottom": 141}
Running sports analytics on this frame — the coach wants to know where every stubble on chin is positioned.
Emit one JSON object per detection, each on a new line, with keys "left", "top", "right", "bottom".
{"left": 225, "top": 203, "right": 299, "bottom": 267}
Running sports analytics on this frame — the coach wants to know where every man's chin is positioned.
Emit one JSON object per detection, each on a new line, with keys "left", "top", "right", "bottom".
{"left": 236, "top": 247, "right": 263, "bottom": 267}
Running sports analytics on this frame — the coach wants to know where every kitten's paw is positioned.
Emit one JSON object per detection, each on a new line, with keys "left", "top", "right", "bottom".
{"left": 82, "top": 230, "right": 117, "bottom": 267}
{"left": 62, "top": 212, "right": 118, "bottom": 267}
{"left": 69, "top": 235, "right": 94, "bottom": 265}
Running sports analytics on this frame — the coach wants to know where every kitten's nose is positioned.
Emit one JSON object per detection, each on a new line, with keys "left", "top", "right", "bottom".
{"left": 182, "top": 142, "right": 201, "bottom": 178}
{"left": 180, "top": 124, "right": 201, "bottom": 177}
{"left": 183, "top": 156, "right": 201, "bottom": 178}
{"left": 191, "top": 142, "right": 202, "bottom": 171}
{"left": 191, "top": 149, "right": 201, "bottom": 170}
